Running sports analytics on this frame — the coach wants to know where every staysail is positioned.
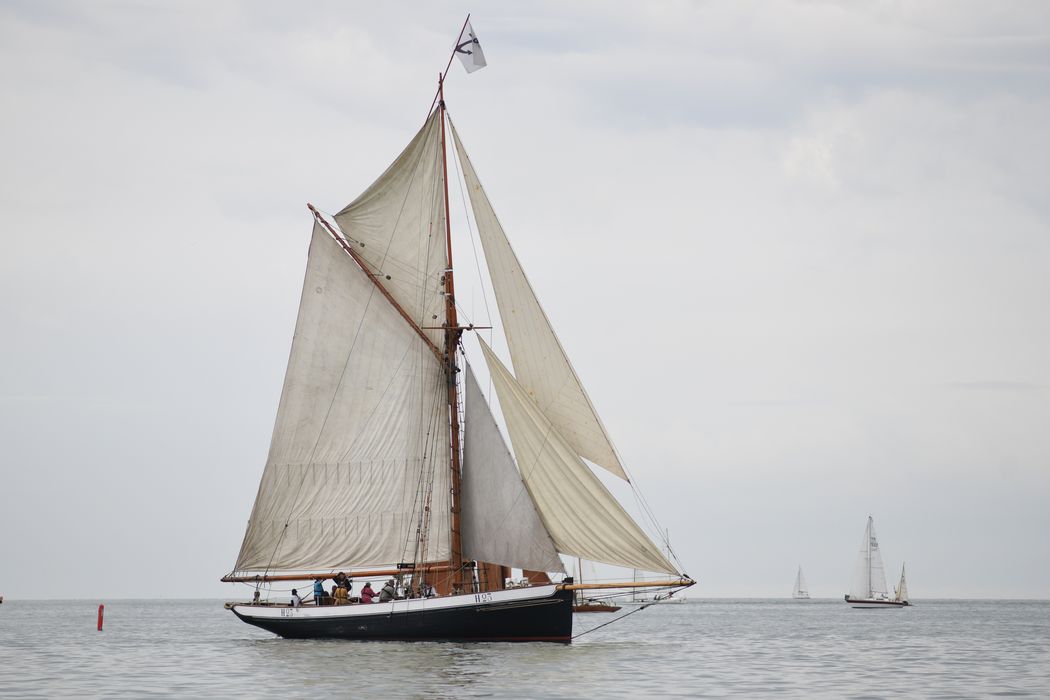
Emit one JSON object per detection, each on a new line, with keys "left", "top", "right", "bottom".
{"left": 450, "top": 121, "right": 628, "bottom": 480}
{"left": 235, "top": 115, "right": 452, "bottom": 574}
{"left": 849, "top": 516, "right": 889, "bottom": 599}
{"left": 479, "top": 339, "right": 677, "bottom": 575}
{"left": 461, "top": 362, "right": 564, "bottom": 573}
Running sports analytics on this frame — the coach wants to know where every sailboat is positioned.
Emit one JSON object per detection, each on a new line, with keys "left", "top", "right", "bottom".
{"left": 894, "top": 563, "right": 909, "bottom": 604}
{"left": 792, "top": 566, "right": 810, "bottom": 600}
{"left": 844, "top": 516, "right": 909, "bottom": 608}
{"left": 571, "top": 559, "right": 622, "bottom": 613}
{"left": 619, "top": 532, "right": 687, "bottom": 605}
{"left": 221, "top": 20, "right": 693, "bottom": 642}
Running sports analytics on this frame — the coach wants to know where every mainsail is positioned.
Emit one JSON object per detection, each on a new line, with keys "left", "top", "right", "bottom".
{"left": 849, "top": 516, "right": 889, "bottom": 599}
{"left": 450, "top": 121, "right": 628, "bottom": 480}
{"left": 235, "top": 116, "right": 452, "bottom": 574}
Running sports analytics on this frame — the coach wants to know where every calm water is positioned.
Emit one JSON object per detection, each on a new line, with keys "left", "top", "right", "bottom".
{"left": 1, "top": 598, "right": 1048, "bottom": 698}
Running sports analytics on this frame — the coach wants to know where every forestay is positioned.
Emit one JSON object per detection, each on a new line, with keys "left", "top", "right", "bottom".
{"left": 460, "top": 362, "right": 564, "bottom": 573}
{"left": 479, "top": 340, "right": 677, "bottom": 575}
{"left": 234, "top": 223, "right": 450, "bottom": 572}
{"left": 450, "top": 121, "right": 628, "bottom": 481}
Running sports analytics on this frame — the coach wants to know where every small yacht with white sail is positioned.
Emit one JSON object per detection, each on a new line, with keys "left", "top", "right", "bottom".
{"left": 844, "top": 516, "right": 909, "bottom": 608}
{"left": 792, "top": 566, "right": 810, "bottom": 600}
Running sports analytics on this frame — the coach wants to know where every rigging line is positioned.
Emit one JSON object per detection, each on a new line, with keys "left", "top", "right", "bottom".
{"left": 570, "top": 600, "right": 657, "bottom": 640}
{"left": 403, "top": 357, "right": 447, "bottom": 566}
{"left": 621, "top": 461, "right": 685, "bottom": 571}
{"left": 446, "top": 112, "right": 494, "bottom": 334}
{"left": 407, "top": 370, "right": 444, "bottom": 567}
{"left": 445, "top": 113, "right": 498, "bottom": 374}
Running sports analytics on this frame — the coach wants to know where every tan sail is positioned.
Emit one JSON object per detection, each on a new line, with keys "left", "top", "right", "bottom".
{"left": 334, "top": 111, "right": 448, "bottom": 349}
{"left": 450, "top": 122, "right": 628, "bottom": 480}
{"left": 479, "top": 339, "right": 677, "bottom": 575}
{"left": 234, "top": 222, "right": 450, "bottom": 572}
{"left": 461, "top": 362, "right": 564, "bottom": 573}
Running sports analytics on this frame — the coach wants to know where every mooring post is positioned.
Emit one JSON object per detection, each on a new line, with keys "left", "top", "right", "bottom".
{"left": 97, "top": 604, "right": 104, "bottom": 631}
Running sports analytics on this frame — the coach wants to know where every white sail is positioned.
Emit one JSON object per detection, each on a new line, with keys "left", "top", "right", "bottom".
{"left": 849, "top": 516, "right": 889, "bottom": 599}
{"left": 479, "top": 339, "right": 677, "bottom": 575}
{"left": 334, "top": 111, "right": 448, "bottom": 349}
{"left": 234, "top": 222, "right": 450, "bottom": 572}
{"left": 450, "top": 121, "right": 628, "bottom": 480}
{"left": 793, "top": 567, "right": 810, "bottom": 599}
{"left": 461, "top": 362, "right": 564, "bottom": 573}
{"left": 895, "top": 563, "right": 909, "bottom": 602}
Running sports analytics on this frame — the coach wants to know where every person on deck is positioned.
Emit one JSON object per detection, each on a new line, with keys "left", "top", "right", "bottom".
{"left": 333, "top": 586, "right": 349, "bottom": 605}
{"left": 313, "top": 579, "right": 326, "bottom": 605}
{"left": 380, "top": 579, "right": 397, "bottom": 602}
{"left": 420, "top": 581, "right": 436, "bottom": 598}
{"left": 359, "top": 582, "right": 376, "bottom": 604}
{"left": 290, "top": 589, "right": 302, "bottom": 608}
{"left": 332, "top": 572, "right": 352, "bottom": 594}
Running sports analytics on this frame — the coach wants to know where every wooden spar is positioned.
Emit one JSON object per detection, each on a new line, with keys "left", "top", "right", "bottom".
{"left": 307, "top": 204, "right": 443, "bottom": 365}
{"left": 437, "top": 76, "right": 466, "bottom": 593}
{"left": 222, "top": 564, "right": 455, "bottom": 584}
{"left": 557, "top": 578, "right": 696, "bottom": 592}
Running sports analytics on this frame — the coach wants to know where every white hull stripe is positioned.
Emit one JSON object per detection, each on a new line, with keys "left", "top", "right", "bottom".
{"left": 231, "top": 584, "right": 560, "bottom": 621}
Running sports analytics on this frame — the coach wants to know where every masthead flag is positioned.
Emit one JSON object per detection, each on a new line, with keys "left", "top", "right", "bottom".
{"left": 455, "top": 21, "right": 487, "bottom": 73}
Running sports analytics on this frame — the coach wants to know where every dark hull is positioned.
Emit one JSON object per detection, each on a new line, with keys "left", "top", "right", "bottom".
{"left": 844, "top": 595, "right": 910, "bottom": 608}
{"left": 232, "top": 588, "right": 574, "bottom": 642}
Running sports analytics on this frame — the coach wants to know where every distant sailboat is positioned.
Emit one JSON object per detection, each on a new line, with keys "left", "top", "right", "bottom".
{"left": 572, "top": 559, "right": 622, "bottom": 613}
{"left": 619, "top": 532, "right": 686, "bottom": 605}
{"left": 894, "top": 563, "right": 909, "bottom": 604}
{"left": 844, "top": 516, "right": 909, "bottom": 608}
{"left": 792, "top": 566, "right": 810, "bottom": 600}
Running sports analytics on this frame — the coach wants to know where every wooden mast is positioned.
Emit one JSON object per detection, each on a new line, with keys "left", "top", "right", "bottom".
{"left": 437, "top": 74, "right": 466, "bottom": 594}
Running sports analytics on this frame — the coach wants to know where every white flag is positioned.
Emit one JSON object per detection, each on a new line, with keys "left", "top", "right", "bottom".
{"left": 455, "top": 21, "right": 487, "bottom": 73}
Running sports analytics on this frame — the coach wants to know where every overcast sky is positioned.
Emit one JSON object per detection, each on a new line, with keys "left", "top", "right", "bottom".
{"left": 2, "top": 1, "right": 1048, "bottom": 600}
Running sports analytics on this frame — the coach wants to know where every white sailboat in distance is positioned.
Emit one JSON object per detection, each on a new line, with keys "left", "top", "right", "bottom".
{"left": 844, "top": 516, "right": 909, "bottom": 608}
{"left": 792, "top": 566, "right": 810, "bottom": 600}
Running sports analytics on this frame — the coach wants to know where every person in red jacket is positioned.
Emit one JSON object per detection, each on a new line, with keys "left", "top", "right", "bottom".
{"left": 359, "top": 582, "right": 376, "bottom": 604}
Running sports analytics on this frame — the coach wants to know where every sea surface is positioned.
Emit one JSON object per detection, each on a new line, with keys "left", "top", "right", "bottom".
{"left": 1, "top": 598, "right": 1048, "bottom": 698}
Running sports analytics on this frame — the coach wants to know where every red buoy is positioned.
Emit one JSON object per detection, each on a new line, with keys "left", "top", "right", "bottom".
{"left": 97, "top": 604, "right": 104, "bottom": 631}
